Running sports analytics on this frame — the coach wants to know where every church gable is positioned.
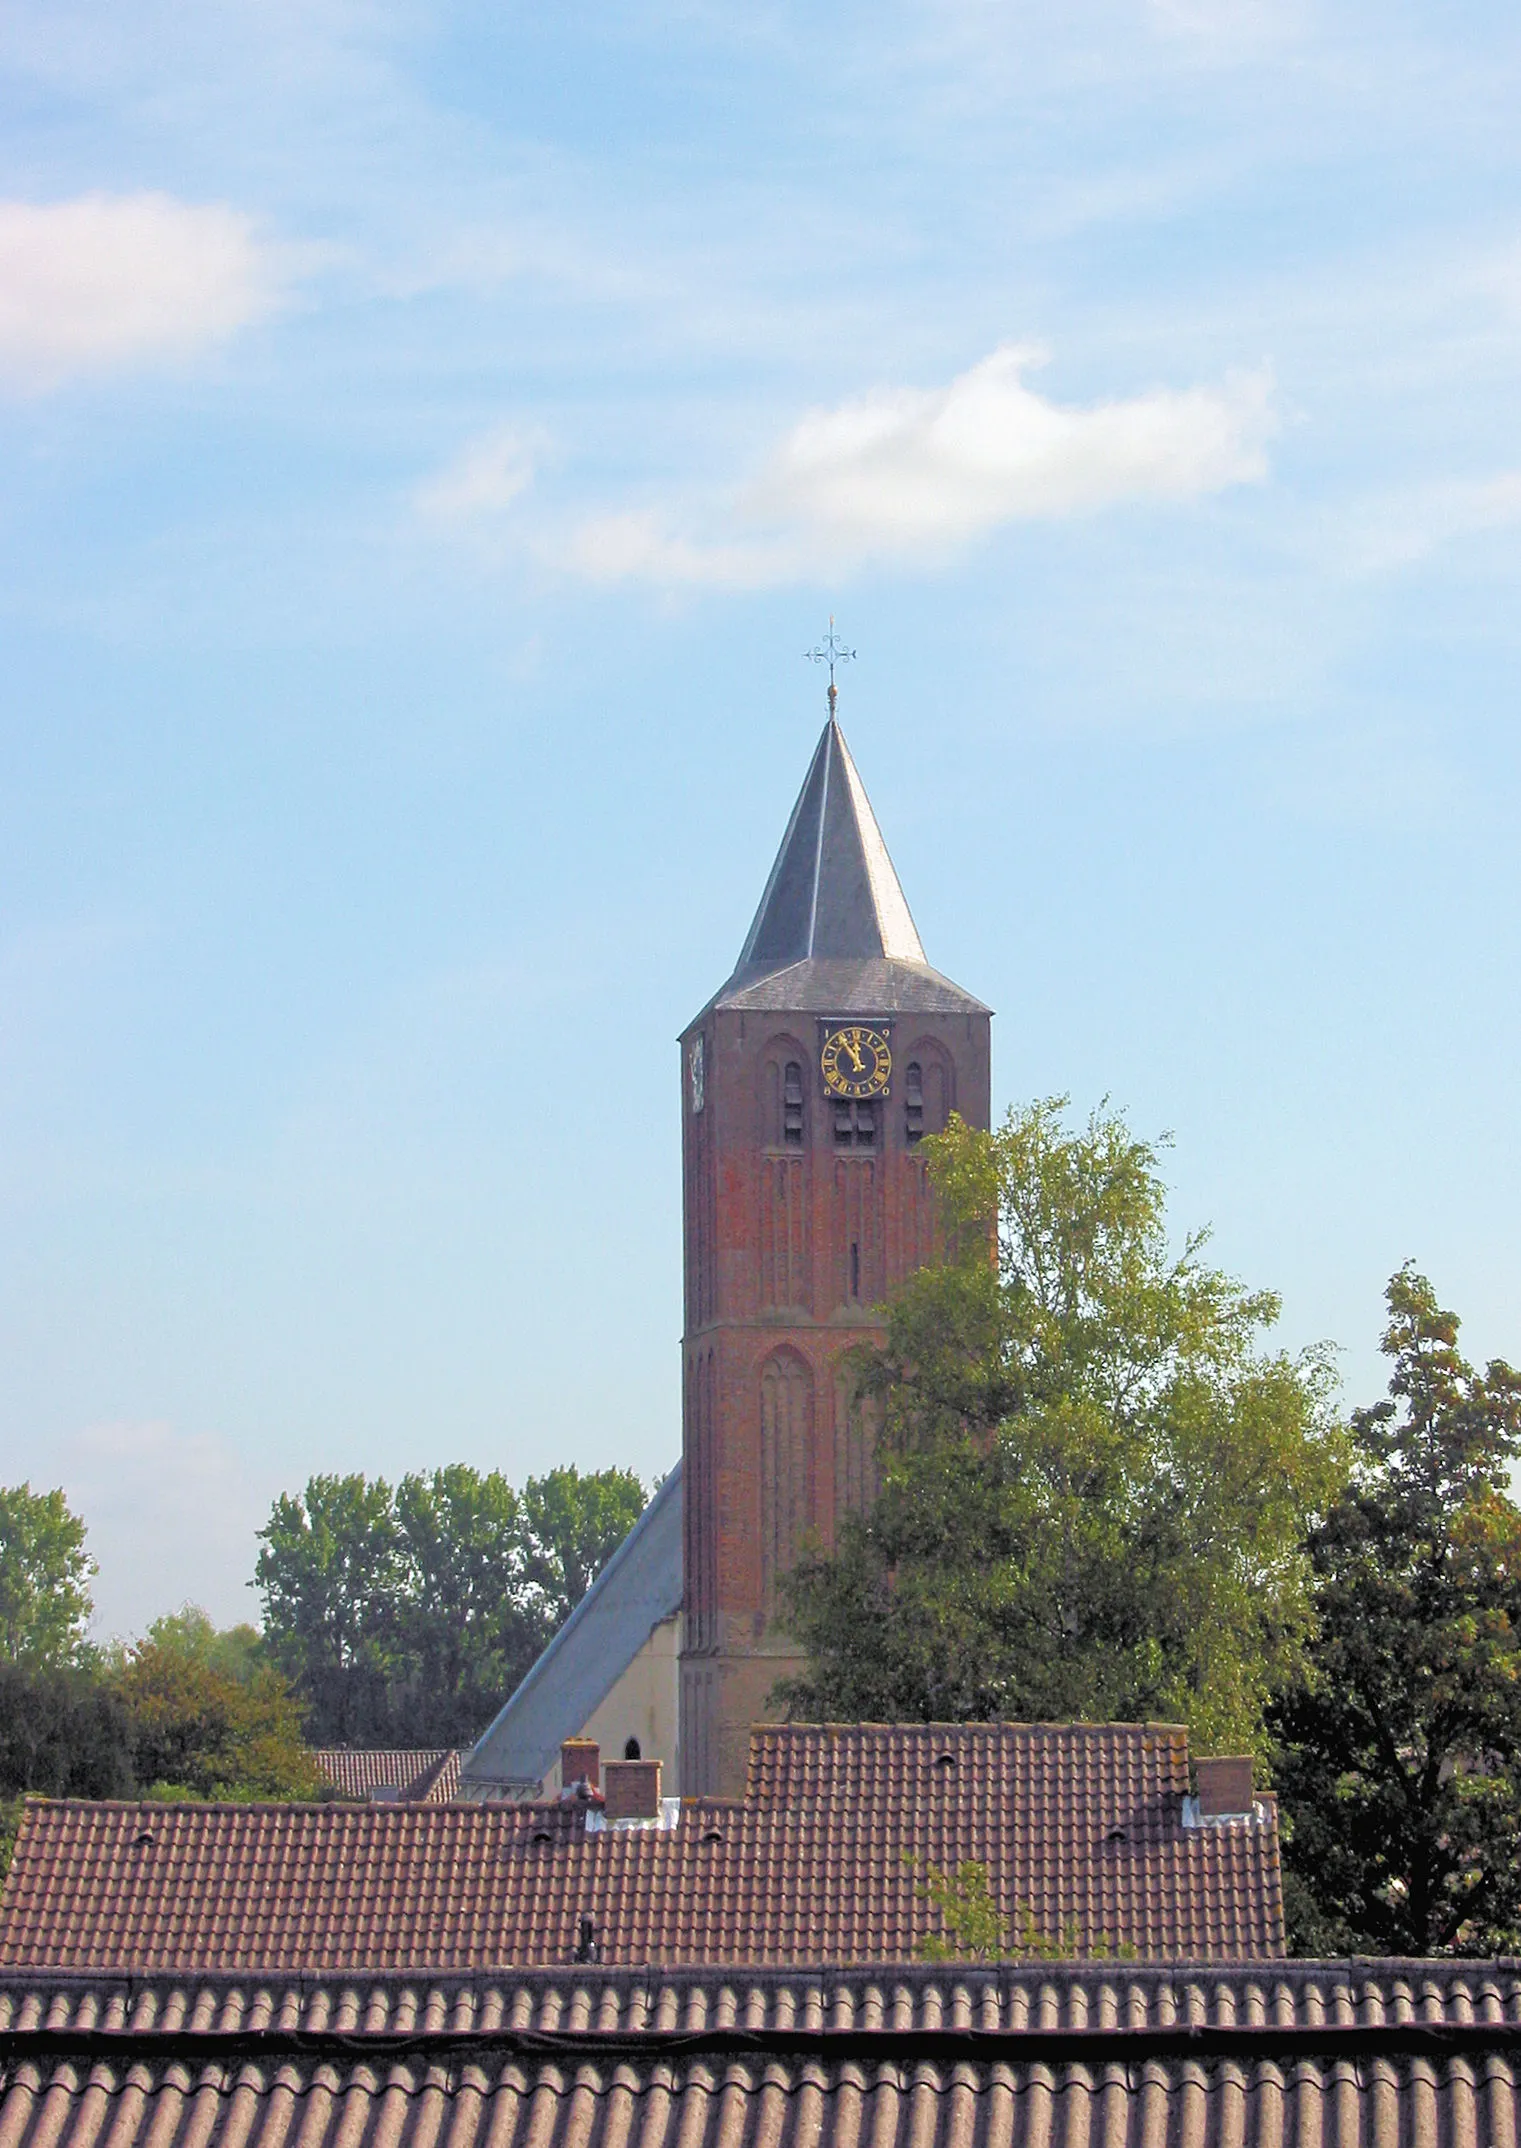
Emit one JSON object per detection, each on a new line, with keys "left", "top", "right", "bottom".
{"left": 460, "top": 1464, "right": 682, "bottom": 1798}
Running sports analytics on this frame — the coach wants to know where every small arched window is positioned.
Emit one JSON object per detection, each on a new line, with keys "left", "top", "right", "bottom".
{"left": 623, "top": 1736, "right": 641, "bottom": 1760}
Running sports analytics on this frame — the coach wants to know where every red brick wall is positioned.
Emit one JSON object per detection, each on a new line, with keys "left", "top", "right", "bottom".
{"left": 680, "top": 1004, "right": 991, "bottom": 1794}
{"left": 602, "top": 1759, "right": 663, "bottom": 1820}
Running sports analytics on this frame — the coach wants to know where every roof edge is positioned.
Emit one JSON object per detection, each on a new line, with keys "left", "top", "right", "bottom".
{"left": 684, "top": 958, "right": 991, "bottom": 1032}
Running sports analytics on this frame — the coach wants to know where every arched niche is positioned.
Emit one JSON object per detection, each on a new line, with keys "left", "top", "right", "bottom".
{"left": 901, "top": 1036, "right": 955, "bottom": 1144}
{"left": 758, "top": 1032, "right": 809, "bottom": 1150}
{"left": 758, "top": 1346, "right": 813, "bottom": 1612}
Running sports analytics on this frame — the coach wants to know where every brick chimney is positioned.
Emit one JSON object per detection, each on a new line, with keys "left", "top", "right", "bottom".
{"left": 1195, "top": 1756, "right": 1255, "bottom": 1817}
{"left": 602, "top": 1758, "right": 662, "bottom": 1821}
{"left": 560, "top": 1738, "right": 599, "bottom": 1792}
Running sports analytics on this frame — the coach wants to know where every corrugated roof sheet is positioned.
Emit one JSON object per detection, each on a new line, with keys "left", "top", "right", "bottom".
{"left": 461, "top": 1466, "right": 682, "bottom": 1795}
{"left": 0, "top": 1725, "right": 1282, "bottom": 1970}
{"left": 2, "top": 1962, "right": 1519, "bottom": 2148}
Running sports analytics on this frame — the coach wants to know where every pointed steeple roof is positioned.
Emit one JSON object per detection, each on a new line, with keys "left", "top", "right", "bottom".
{"left": 696, "top": 717, "right": 988, "bottom": 1020}
{"left": 738, "top": 718, "right": 926, "bottom": 971}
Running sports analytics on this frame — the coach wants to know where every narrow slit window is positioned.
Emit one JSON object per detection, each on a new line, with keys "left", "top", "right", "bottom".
{"left": 850, "top": 1242, "right": 861, "bottom": 1298}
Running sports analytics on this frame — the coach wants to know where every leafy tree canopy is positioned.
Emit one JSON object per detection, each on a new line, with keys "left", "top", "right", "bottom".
{"left": 780, "top": 1100, "right": 1348, "bottom": 1752}
{"left": 131, "top": 1603, "right": 266, "bottom": 1684}
{"left": 521, "top": 1465, "right": 649, "bottom": 1628}
{"left": 256, "top": 1463, "right": 648, "bottom": 1745}
{"left": 0, "top": 1483, "right": 95, "bottom": 1670}
{"left": 0, "top": 1606, "right": 319, "bottom": 1810}
{"left": 112, "top": 1623, "right": 321, "bottom": 1801}
{"left": 0, "top": 1662, "right": 135, "bottom": 1799}
{"left": 1274, "top": 1267, "right": 1521, "bottom": 1955}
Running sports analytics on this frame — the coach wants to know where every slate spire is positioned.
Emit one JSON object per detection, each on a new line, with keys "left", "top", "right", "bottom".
{"left": 735, "top": 717, "right": 926, "bottom": 973}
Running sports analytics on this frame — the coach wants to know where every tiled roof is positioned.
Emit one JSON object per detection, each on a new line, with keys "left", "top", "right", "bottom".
{"left": 747, "top": 1720, "right": 1188, "bottom": 1811}
{"left": 0, "top": 1725, "right": 1282, "bottom": 1970}
{"left": 2, "top": 1963, "right": 1519, "bottom": 2148}
{"left": 313, "top": 1749, "right": 462, "bottom": 1802}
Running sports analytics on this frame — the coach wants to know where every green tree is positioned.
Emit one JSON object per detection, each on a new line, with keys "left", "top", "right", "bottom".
{"left": 135, "top": 1604, "right": 266, "bottom": 1684}
{"left": 393, "top": 1467, "right": 542, "bottom": 1742}
{"left": 521, "top": 1466, "right": 648, "bottom": 1628}
{"left": 255, "top": 1464, "right": 649, "bottom": 1744}
{"left": 779, "top": 1101, "right": 1347, "bottom": 1752}
{"left": 1273, "top": 1268, "right": 1521, "bottom": 1955}
{"left": 255, "top": 1473, "right": 406, "bottom": 1742}
{"left": 0, "top": 1662, "right": 135, "bottom": 1798}
{"left": 112, "top": 1630, "right": 321, "bottom": 1801}
{"left": 0, "top": 1484, "right": 95, "bottom": 1669}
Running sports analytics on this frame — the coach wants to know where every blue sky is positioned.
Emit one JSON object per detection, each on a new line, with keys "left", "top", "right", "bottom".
{"left": 2, "top": 0, "right": 1519, "bottom": 1640}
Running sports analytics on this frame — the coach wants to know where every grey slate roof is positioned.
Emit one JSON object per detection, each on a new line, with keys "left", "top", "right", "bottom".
{"left": 698, "top": 718, "right": 987, "bottom": 1020}
{"left": 458, "top": 1462, "right": 681, "bottom": 1795}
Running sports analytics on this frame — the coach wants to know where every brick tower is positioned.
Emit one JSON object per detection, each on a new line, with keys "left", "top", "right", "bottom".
{"left": 678, "top": 710, "right": 991, "bottom": 1795}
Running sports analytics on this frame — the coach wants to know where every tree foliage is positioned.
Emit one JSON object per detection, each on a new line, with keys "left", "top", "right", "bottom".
{"left": 780, "top": 1100, "right": 1348, "bottom": 1752}
{"left": 909, "top": 1858, "right": 1135, "bottom": 1962}
{"left": 1274, "top": 1267, "right": 1521, "bottom": 1955}
{"left": 129, "top": 1604, "right": 266, "bottom": 1684}
{"left": 0, "top": 1484, "right": 95, "bottom": 1669}
{"left": 0, "top": 1663, "right": 135, "bottom": 1798}
{"left": 0, "top": 1605, "right": 318, "bottom": 1809}
{"left": 256, "top": 1463, "right": 647, "bottom": 1744}
{"left": 521, "top": 1466, "right": 650, "bottom": 1627}
{"left": 113, "top": 1627, "right": 321, "bottom": 1801}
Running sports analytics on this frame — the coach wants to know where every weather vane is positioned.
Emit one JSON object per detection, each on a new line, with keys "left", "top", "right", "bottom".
{"left": 806, "top": 617, "right": 856, "bottom": 717}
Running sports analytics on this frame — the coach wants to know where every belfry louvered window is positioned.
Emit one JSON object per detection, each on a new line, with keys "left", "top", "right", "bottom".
{"left": 834, "top": 1100, "right": 876, "bottom": 1148}
{"left": 905, "top": 1062, "right": 925, "bottom": 1144}
{"left": 783, "top": 1062, "right": 804, "bottom": 1146}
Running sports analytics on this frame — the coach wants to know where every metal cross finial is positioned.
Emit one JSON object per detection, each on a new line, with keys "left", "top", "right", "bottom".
{"left": 806, "top": 616, "right": 856, "bottom": 718}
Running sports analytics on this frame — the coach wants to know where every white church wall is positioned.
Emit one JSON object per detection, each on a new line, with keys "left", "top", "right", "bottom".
{"left": 539, "top": 1613, "right": 681, "bottom": 1797}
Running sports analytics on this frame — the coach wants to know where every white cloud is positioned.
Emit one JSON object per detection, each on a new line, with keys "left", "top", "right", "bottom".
{"left": 414, "top": 424, "right": 539, "bottom": 524}
{"left": 754, "top": 344, "right": 1273, "bottom": 549}
{"left": 542, "top": 344, "right": 1275, "bottom": 588}
{"left": 0, "top": 193, "right": 285, "bottom": 391}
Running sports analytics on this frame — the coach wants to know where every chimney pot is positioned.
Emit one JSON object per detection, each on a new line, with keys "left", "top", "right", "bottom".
{"left": 1195, "top": 1756, "right": 1255, "bottom": 1817}
{"left": 602, "top": 1758, "right": 663, "bottom": 1822}
{"left": 560, "top": 1738, "right": 600, "bottom": 1792}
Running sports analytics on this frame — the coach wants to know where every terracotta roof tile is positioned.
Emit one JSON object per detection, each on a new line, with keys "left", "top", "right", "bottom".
{"left": 0, "top": 1724, "right": 1278, "bottom": 1971}
{"left": 312, "top": 1750, "right": 463, "bottom": 1802}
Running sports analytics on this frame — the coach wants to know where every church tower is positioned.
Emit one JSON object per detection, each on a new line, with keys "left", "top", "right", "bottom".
{"left": 678, "top": 710, "right": 991, "bottom": 1796}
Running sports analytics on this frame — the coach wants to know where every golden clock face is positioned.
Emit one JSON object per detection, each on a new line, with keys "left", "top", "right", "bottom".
{"left": 821, "top": 1025, "right": 892, "bottom": 1099}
